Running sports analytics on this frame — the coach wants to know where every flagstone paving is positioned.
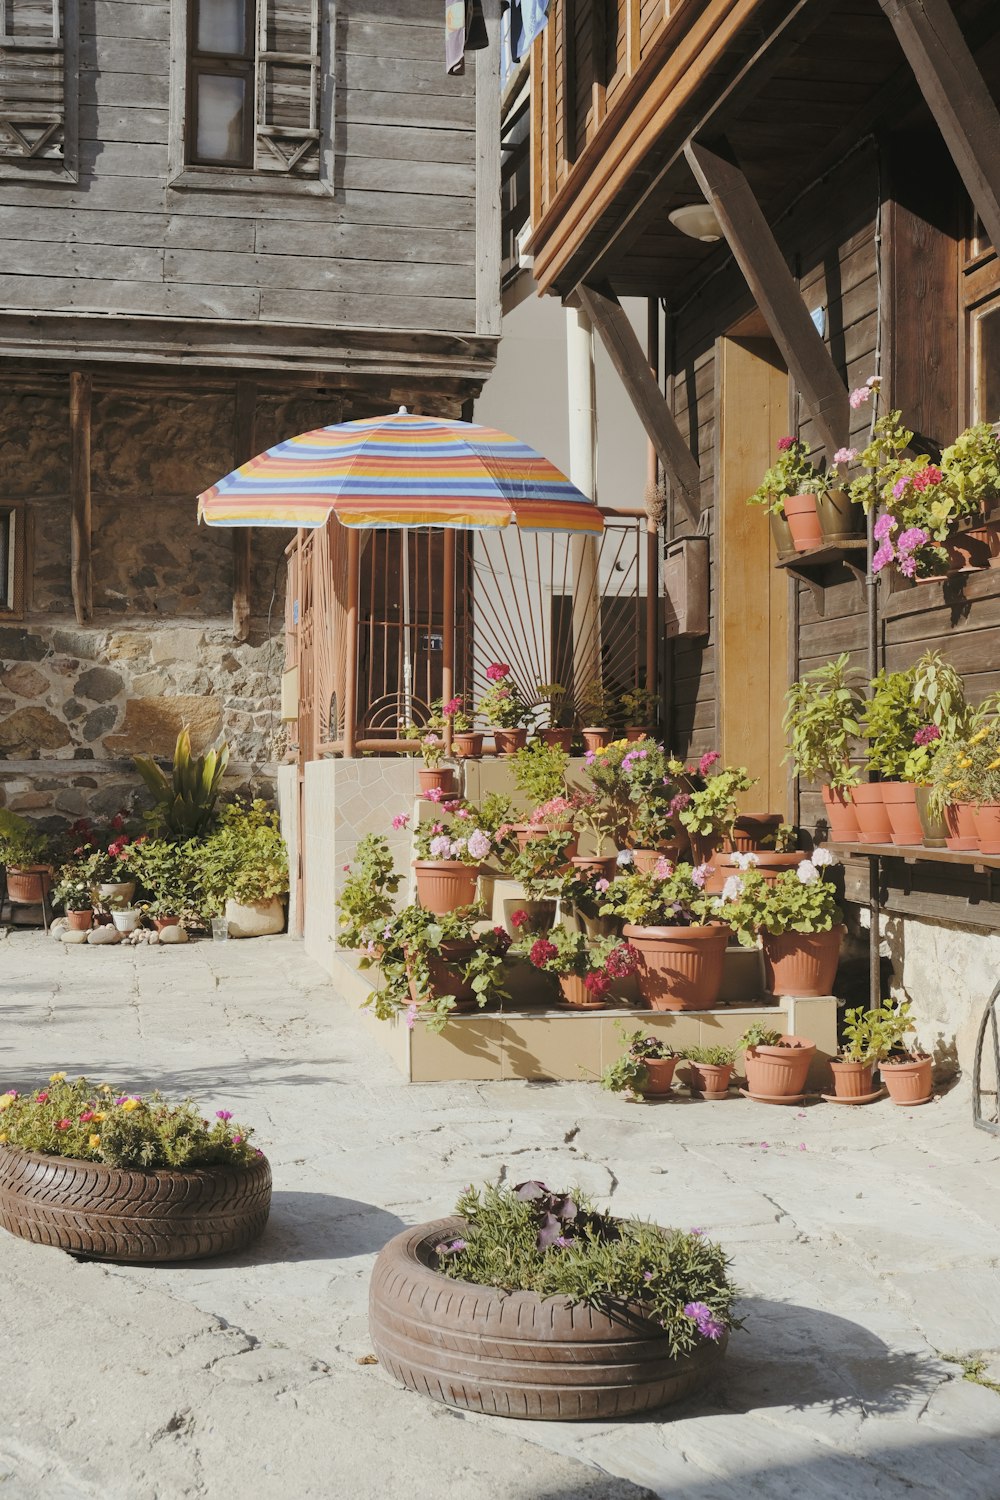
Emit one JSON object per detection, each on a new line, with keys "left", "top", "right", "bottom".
{"left": 1, "top": 927, "right": 999, "bottom": 1499}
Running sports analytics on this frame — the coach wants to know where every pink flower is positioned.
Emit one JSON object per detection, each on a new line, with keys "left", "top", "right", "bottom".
{"left": 832, "top": 447, "right": 858, "bottom": 465}
{"left": 699, "top": 751, "right": 720, "bottom": 776}
{"left": 899, "top": 555, "right": 918, "bottom": 579}
{"left": 429, "top": 835, "right": 453, "bottom": 859}
{"left": 431, "top": 823, "right": 444, "bottom": 833}
{"left": 391, "top": 813, "right": 410, "bottom": 830}
{"left": 466, "top": 829, "right": 491, "bottom": 860}
{"left": 79, "top": 1111, "right": 94, "bottom": 1123}
{"left": 849, "top": 386, "right": 872, "bottom": 409}
{"left": 56, "top": 1119, "right": 71, "bottom": 1130}
{"left": 232, "top": 1135, "right": 243, "bottom": 1145}
{"left": 36, "top": 1092, "right": 48, "bottom": 1104}
{"left": 584, "top": 971, "right": 611, "bottom": 997}
{"left": 456, "top": 808, "right": 470, "bottom": 819}
{"left": 892, "top": 476, "right": 909, "bottom": 500}
{"left": 691, "top": 862, "right": 712, "bottom": 888}
{"left": 911, "top": 465, "right": 942, "bottom": 492}
{"left": 669, "top": 792, "right": 691, "bottom": 815}
{"left": 776, "top": 436, "right": 796, "bottom": 452}
{"left": 342, "top": 863, "right": 351, "bottom": 872}
{"left": 654, "top": 856, "right": 672, "bottom": 879}
{"left": 216, "top": 1110, "right": 232, "bottom": 1121}
{"left": 485, "top": 662, "right": 510, "bottom": 682}
{"left": 873, "top": 513, "right": 896, "bottom": 542}
{"left": 443, "top": 697, "right": 462, "bottom": 716}
{"left": 897, "top": 526, "right": 929, "bottom": 555}
{"left": 425, "top": 787, "right": 444, "bottom": 803}
{"left": 871, "top": 542, "right": 895, "bottom": 574}
{"left": 595, "top": 878, "right": 610, "bottom": 893}
{"left": 510, "top": 909, "right": 530, "bottom": 929}
{"left": 914, "top": 725, "right": 941, "bottom": 747}
{"left": 405, "top": 1004, "right": 418, "bottom": 1031}
{"left": 528, "top": 937, "right": 559, "bottom": 968}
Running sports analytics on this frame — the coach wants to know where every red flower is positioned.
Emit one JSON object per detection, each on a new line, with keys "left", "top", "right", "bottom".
{"left": 442, "top": 697, "right": 463, "bottom": 716}
{"left": 605, "top": 942, "right": 640, "bottom": 979}
{"left": 110, "top": 814, "right": 125, "bottom": 832}
{"left": 491, "top": 926, "right": 512, "bottom": 953}
{"left": 698, "top": 750, "right": 721, "bottom": 776}
{"left": 912, "top": 464, "right": 943, "bottom": 492}
{"left": 485, "top": 662, "right": 511, "bottom": 682}
{"left": 584, "top": 971, "right": 611, "bottom": 997}
{"left": 56, "top": 1118, "right": 71, "bottom": 1131}
{"left": 776, "top": 436, "right": 796, "bottom": 452}
{"left": 528, "top": 937, "right": 559, "bottom": 969}
{"left": 510, "top": 909, "right": 530, "bottom": 929}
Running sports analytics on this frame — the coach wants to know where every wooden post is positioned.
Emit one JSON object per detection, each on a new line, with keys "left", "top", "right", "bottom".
{"left": 232, "top": 379, "right": 257, "bottom": 643}
{"left": 69, "top": 371, "right": 92, "bottom": 627}
{"left": 879, "top": 0, "right": 1000, "bottom": 256}
{"left": 577, "top": 282, "right": 702, "bottom": 526}
{"left": 645, "top": 297, "right": 659, "bottom": 700}
{"left": 684, "top": 138, "right": 851, "bottom": 456}
{"left": 343, "top": 526, "right": 360, "bottom": 758}
{"left": 442, "top": 527, "right": 455, "bottom": 754}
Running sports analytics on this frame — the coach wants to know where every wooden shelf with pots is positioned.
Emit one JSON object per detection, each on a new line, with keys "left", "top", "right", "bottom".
{"left": 775, "top": 539, "right": 868, "bottom": 615}
{"left": 828, "top": 840, "right": 1000, "bottom": 873}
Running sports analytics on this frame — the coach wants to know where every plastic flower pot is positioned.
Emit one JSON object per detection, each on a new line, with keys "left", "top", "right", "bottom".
{"left": 762, "top": 925, "right": 843, "bottom": 997}
{"left": 95, "top": 880, "right": 136, "bottom": 907}
{"left": 815, "top": 488, "right": 863, "bottom": 545}
{"left": 880, "top": 1054, "right": 933, "bottom": 1105}
{"left": 66, "top": 909, "right": 93, "bottom": 931}
{"left": 642, "top": 1056, "right": 678, "bottom": 1095}
{"left": 944, "top": 801, "right": 979, "bottom": 852}
{"left": 557, "top": 974, "right": 606, "bottom": 1010}
{"left": 689, "top": 834, "right": 720, "bottom": 867}
{"left": 972, "top": 803, "right": 1000, "bottom": 855}
{"left": 414, "top": 860, "right": 480, "bottom": 915}
{"left": 828, "top": 1058, "right": 876, "bottom": 1100}
{"left": 540, "top": 728, "right": 575, "bottom": 752}
{"left": 743, "top": 1035, "right": 815, "bottom": 1099}
{"left": 784, "top": 492, "right": 823, "bottom": 552}
{"left": 622, "top": 924, "right": 729, "bottom": 1011}
{"left": 581, "top": 728, "right": 611, "bottom": 752}
{"left": 110, "top": 908, "right": 141, "bottom": 934}
{"left": 853, "top": 784, "right": 893, "bottom": 844}
{"left": 501, "top": 898, "right": 556, "bottom": 939}
{"left": 492, "top": 728, "right": 527, "bottom": 755}
{"left": 915, "top": 785, "right": 948, "bottom": 848}
{"left": 452, "top": 732, "right": 483, "bottom": 758}
{"left": 769, "top": 509, "right": 795, "bottom": 560}
{"left": 821, "top": 784, "right": 860, "bottom": 841}
{"left": 724, "top": 814, "right": 782, "bottom": 853}
{"left": 630, "top": 842, "right": 686, "bottom": 875}
{"left": 680, "top": 1061, "right": 734, "bottom": 1100}
{"left": 5, "top": 866, "right": 54, "bottom": 905}
{"left": 513, "top": 826, "right": 577, "bottom": 860}
{"left": 408, "top": 940, "right": 478, "bottom": 1012}
{"left": 569, "top": 854, "right": 619, "bottom": 880}
{"left": 882, "top": 782, "right": 924, "bottom": 845}
{"left": 718, "top": 851, "right": 802, "bottom": 887}
{"left": 418, "top": 767, "right": 456, "bottom": 796}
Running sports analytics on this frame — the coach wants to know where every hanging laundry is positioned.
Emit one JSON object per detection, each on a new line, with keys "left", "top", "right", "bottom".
{"left": 445, "top": 0, "right": 489, "bottom": 75}
{"left": 507, "top": 0, "right": 551, "bottom": 60}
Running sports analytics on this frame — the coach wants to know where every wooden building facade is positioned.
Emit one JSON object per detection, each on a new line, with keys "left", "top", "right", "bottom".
{"left": 525, "top": 0, "right": 1000, "bottom": 1068}
{"left": 0, "top": 0, "right": 500, "bottom": 823}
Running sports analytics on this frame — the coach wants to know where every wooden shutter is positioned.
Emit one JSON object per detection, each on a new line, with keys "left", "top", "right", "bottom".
{"left": 0, "top": 0, "right": 65, "bottom": 165}
{"left": 255, "top": 0, "right": 320, "bottom": 174}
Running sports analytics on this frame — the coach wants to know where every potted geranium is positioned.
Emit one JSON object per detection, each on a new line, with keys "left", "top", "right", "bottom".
{"left": 52, "top": 868, "right": 93, "bottom": 931}
{"left": 199, "top": 800, "right": 288, "bottom": 938}
{"left": 369, "top": 1178, "right": 736, "bottom": 1420}
{"left": 583, "top": 737, "right": 682, "bottom": 857}
{"left": 601, "top": 1027, "right": 678, "bottom": 1098}
{"left": 363, "top": 906, "right": 510, "bottom": 1030}
{"left": 877, "top": 999, "right": 933, "bottom": 1106}
{"left": 510, "top": 740, "right": 569, "bottom": 846}
{"left": 569, "top": 795, "right": 618, "bottom": 880}
{"left": 0, "top": 815, "right": 54, "bottom": 907}
{"left": 446, "top": 695, "right": 483, "bottom": 759}
{"left": 865, "top": 651, "right": 967, "bottom": 845}
{"left": 410, "top": 720, "right": 456, "bottom": 797}
{"left": 784, "top": 653, "right": 866, "bottom": 841}
{"left": 677, "top": 1045, "right": 736, "bottom": 1100}
{"left": 0, "top": 1073, "right": 270, "bottom": 1261}
{"left": 65, "top": 814, "right": 139, "bottom": 909}
{"left": 675, "top": 756, "right": 755, "bottom": 864}
{"left": 576, "top": 679, "right": 615, "bottom": 751}
{"left": 518, "top": 925, "right": 638, "bottom": 1009}
{"left": 337, "top": 834, "right": 402, "bottom": 952}
{"left": 534, "top": 681, "right": 573, "bottom": 751}
{"left": 827, "top": 999, "right": 913, "bottom": 1102}
{"left": 500, "top": 835, "right": 575, "bottom": 935}
{"left": 738, "top": 1022, "right": 816, "bottom": 1102}
{"left": 598, "top": 860, "right": 727, "bottom": 1011}
{"left": 478, "top": 663, "right": 529, "bottom": 754}
{"left": 747, "top": 436, "right": 860, "bottom": 553}
{"left": 722, "top": 850, "right": 843, "bottom": 997}
{"left": 620, "top": 685, "right": 660, "bottom": 740}
{"left": 412, "top": 814, "right": 492, "bottom": 914}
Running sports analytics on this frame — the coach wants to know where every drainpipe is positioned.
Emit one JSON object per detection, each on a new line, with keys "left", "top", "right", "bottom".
{"left": 566, "top": 305, "right": 601, "bottom": 695}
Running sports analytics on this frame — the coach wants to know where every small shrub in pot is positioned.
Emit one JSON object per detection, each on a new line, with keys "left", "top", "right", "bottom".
{"left": 601, "top": 1026, "right": 678, "bottom": 1099}
{"left": 678, "top": 1045, "right": 737, "bottom": 1099}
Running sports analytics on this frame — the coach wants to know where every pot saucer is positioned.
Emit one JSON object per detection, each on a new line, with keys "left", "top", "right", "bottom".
{"left": 738, "top": 1088, "right": 807, "bottom": 1106}
{"left": 690, "top": 1090, "right": 733, "bottom": 1101}
{"left": 888, "top": 1093, "right": 934, "bottom": 1106}
{"left": 821, "top": 1087, "right": 884, "bottom": 1106}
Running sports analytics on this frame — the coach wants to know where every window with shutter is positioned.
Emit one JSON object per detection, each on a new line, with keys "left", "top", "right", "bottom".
{"left": 255, "top": 0, "right": 320, "bottom": 175}
{"left": 0, "top": 0, "right": 77, "bottom": 180}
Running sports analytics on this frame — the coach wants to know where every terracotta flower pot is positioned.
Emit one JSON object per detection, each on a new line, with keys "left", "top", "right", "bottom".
{"left": 829, "top": 1058, "right": 875, "bottom": 1099}
{"left": 153, "top": 916, "right": 180, "bottom": 931}
{"left": 66, "top": 909, "right": 93, "bottom": 931}
{"left": 689, "top": 834, "right": 720, "bottom": 866}
{"left": 822, "top": 784, "right": 860, "bottom": 841}
{"left": 743, "top": 1036, "right": 815, "bottom": 1099}
{"left": 629, "top": 841, "right": 686, "bottom": 875}
{"left": 569, "top": 854, "right": 618, "bottom": 880}
{"left": 719, "top": 851, "right": 802, "bottom": 887}
{"left": 784, "top": 492, "right": 823, "bottom": 552}
{"left": 762, "top": 925, "right": 843, "bottom": 997}
{"left": 769, "top": 508, "right": 796, "bottom": 560}
{"left": 557, "top": 974, "right": 605, "bottom": 1010}
{"left": 408, "top": 940, "right": 478, "bottom": 1012}
{"left": 881, "top": 1054, "right": 933, "bottom": 1105}
{"left": 513, "top": 825, "right": 577, "bottom": 860}
{"left": 881, "top": 782, "right": 923, "bottom": 845}
{"left": 540, "top": 728, "right": 574, "bottom": 752}
{"left": 581, "top": 728, "right": 611, "bottom": 752}
{"left": 944, "top": 801, "right": 979, "bottom": 852}
{"left": 5, "top": 866, "right": 54, "bottom": 905}
{"left": 853, "top": 784, "right": 893, "bottom": 844}
{"left": 625, "top": 727, "right": 653, "bottom": 742}
{"left": 493, "top": 728, "right": 527, "bottom": 755}
{"left": 642, "top": 1056, "right": 678, "bottom": 1095}
{"left": 915, "top": 785, "right": 948, "bottom": 848}
{"left": 972, "top": 802, "right": 1000, "bottom": 855}
{"left": 681, "top": 1061, "right": 734, "bottom": 1099}
{"left": 452, "top": 732, "right": 483, "bottom": 758}
{"left": 622, "top": 924, "right": 728, "bottom": 1011}
{"left": 413, "top": 860, "right": 480, "bottom": 915}
{"left": 963, "top": 516, "right": 1000, "bottom": 564}
{"left": 724, "top": 814, "right": 782, "bottom": 853}
{"left": 418, "top": 767, "right": 456, "bottom": 796}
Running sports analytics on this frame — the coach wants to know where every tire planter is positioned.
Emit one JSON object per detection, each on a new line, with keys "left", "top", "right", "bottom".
{"left": 972, "top": 802, "right": 1000, "bottom": 855}
{"left": 414, "top": 860, "right": 480, "bottom": 915}
{"left": 762, "top": 924, "right": 843, "bottom": 997}
{"left": 944, "top": 801, "right": 979, "bottom": 852}
{"left": 743, "top": 1036, "right": 815, "bottom": 1099}
{"left": 882, "top": 782, "right": 923, "bottom": 845}
{"left": 829, "top": 1058, "right": 875, "bottom": 1100}
{"left": 540, "top": 728, "right": 575, "bottom": 752}
{"left": 418, "top": 767, "right": 456, "bottom": 797}
{"left": 557, "top": 974, "right": 605, "bottom": 1009}
{"left": 853, "top": 784, "right": 893, "bottom": 845}
{"left": 822, "top": 784, "right": 860, "bottom": 841}
{"left": 881, "top": 1055, "right": 933, "bottom": 1106}
{"left": 492, "top": 728, "right": 527, "bottom": 755}
{"left": 369, "top": 1216, "right": 728, "bottom": 1421}
{"left": 452, "top": 732, "right": 483, "bottom": 758}
{"left": 622, "top": 924, "right": 728, "bottom": 1011}
{"left": 680, "top": 1061, "right": 734, "bottom": 1100}
{"left": 581, "top": 728, "right": 611, "bottom": 752}
{"left": 225, "top": 897, "right": 285, "bottom": 938}
{"left": 784, "top": 492, "right": 823, "bottom": 552}
{"left": 0, "top": 1145, "right": 271, "bottom": 1262}
{"left": 66, "top": 909, "right": 93, "bottom": 931}
{"left": 5, "top": 865, "right": 54, "bottom": 905}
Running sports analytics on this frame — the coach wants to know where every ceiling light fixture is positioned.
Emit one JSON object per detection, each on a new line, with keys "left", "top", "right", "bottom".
{"left": 668, "top": 202, "right": 723, "bottom": 243}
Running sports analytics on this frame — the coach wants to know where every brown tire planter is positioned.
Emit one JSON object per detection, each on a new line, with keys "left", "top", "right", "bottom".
{"left": 369, "top": 1217, "right": 728, "bottom": 1421}
{"left": 0, "top": 1145, "right": 272, "bottom": 1263}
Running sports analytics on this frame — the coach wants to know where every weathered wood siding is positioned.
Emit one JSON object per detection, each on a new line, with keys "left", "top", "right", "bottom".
{"left": 0, "top": 0, "right": 493, "bottom": 344}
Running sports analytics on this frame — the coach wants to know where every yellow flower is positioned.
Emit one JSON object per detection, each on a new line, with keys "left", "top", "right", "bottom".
{"left": 0, "top": 1133, "right": 6, "bottom": 1144}
{"left": 49, "top": 1071, "right": 66, "bottom": 1083}
{"left": 988, "top": 759, "right": 1000, "bottom": 771}
{"left": 88, "top": 1134, "right": 101, "bottom": 1149}
{"left": 959, "top": 757, "right": 973, "bottom": 768}
{"left": 0, "top": 1094, "right": 14, "bottom": 1112}
{"left": 970, "top": 728, "right": 989, "bottom": 745}
{"left": 99, "top": 1083, "right": 112, "bottom": 1093}
{"left": 121, "top": 1098, "right": 140, "bottom": 1113}
{"left": 92, "top": 1111, "right": 106, "bottom": 1122}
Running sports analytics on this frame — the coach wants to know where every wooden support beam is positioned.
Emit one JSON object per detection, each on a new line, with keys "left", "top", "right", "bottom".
{"left": 684, "top": 138, "right": 850, "bottom": 456}
{"left": 576, "top": 282, "right": 701, "bottom": 527}
{"left": 878, "top": 0, "right": 1000, "bottom": 257}
{"left": 232, "top": 378, "right": 257, "bottom": 643}
{"left": 69, "top": 370, "right": 92, "bottom": 626}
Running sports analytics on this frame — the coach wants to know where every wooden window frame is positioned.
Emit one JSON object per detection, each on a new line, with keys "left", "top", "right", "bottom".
{"left": 960, "top": 205, "right": 1000, "bottom": 426}
{"left": 185, "top": 0, "right": 256, "bottom": 169}
{"left": 0, "top": 0, "right": 78, "bottom": 183}
{"left": 0, "top": 501, "right": 28, "bottom": 619}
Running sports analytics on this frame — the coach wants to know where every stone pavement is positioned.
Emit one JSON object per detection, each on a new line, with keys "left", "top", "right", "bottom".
{"left": 1, "top": 929, "right": 1000, "bottom": 1500}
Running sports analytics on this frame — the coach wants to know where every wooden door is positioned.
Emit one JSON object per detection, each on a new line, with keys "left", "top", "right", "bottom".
{"left": 717, "top": 335, "right": 789, "bottom": 816}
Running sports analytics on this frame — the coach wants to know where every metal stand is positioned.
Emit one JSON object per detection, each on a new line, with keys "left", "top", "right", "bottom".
{"left": 972, "top": 978, "right": 1000, "bottom": 1135}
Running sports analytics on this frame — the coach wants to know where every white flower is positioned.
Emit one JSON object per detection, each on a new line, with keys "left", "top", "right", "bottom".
{"left": 720, "top": 875, "right": 744, "bottom": 903}
{"left": 616, "top": 850, "right": 634, "bottom": 866}
{"left": 732, "top": 852, "right": 759, "bottom": 871}
{"left": 466, "top": 829, "right": 491, "bottom": 861}
{"left": 810, "top": 847, "right": 838, "bottom": 869}
{"left": 796, "top": 859, "right": 820, "bottom": 885}
{"left": 428, "top": 835, "right": 452, "bottom": 860}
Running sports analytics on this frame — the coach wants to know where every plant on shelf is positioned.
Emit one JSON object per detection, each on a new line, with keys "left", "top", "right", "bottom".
{"left": 601, "top": 1027, "right": 677, "bottom": 1100}
{"left": 337, "top": 834, "right": 401, "bottom": 951}
{"left": 477, "top": 663, "right": 528, "bottom": 730}
{"left": 535, "top": 681, "right": 570, "bottom": 728}
{"left": 866, "top": 652, "right": 967, "bottom": 781}
{"left": 511, "top": 739, "right": 569, "bottom": 806}
{"left": 515, "top": 924, "right": 638, "bottom": 1008}
{"left": 364, "top": 906, "right": 509, "bottom": 1031}
{"left": 0, "top": 814, "right": 51, "bottom": 872}
{"left": 134, "top": 728, "right": 229, "bottom": 839}
{"left": 738, "top": 1020, "right": 817, "bottom": 1100}
{"left": 746, "top": 436, "right": 825, "bottom": 515}
{"left": 620, "top": 686, "right": 660, "bottom": 728}
{"left": 576, "top": 678, "right": 615, "bottom": 730}
{"left": 674, "top": 758, "right": 755, "bottom": 858}
{"left": 719, "top": 851, "right": 844, "bottom": 998}
{"left": 598, "top": 860, "right": 715, "bottom": 930}
{"left": 199, "top": 800, "right": 288, "bottom": 913}
{"left": 598, "top": 858, "right": 729, "bottom": 1011}
{"left": 783, "top": 653, "right": 866, "bottom": 807}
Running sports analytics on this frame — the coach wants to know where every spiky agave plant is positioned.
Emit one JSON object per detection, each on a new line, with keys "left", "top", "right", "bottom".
{"left": 134, "top": 728, "right": 229, "bottom": 839}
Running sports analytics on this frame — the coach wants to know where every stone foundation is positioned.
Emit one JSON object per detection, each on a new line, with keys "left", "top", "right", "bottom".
{"left": 882, "top": 912, "right": 996, "bottom": 1081}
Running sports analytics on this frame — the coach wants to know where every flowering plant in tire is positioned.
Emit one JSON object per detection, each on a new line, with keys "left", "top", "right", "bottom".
{"left": 477, "top": 663, "right": 528, "bottom": 729}
{"left": 0, "top": 1075, "right": 260, "bottom": 1169}
{"left": 598, "top": 861, "right": 716, "bottom": 928}
{"left": 435, "top": 1180, "right": 738, "bottom": 1357}
{"left": 715, "top": 852, "right": 842, "bottom": 945}
{"left": 514, "top": 925, "right": 638, "bottom": 999}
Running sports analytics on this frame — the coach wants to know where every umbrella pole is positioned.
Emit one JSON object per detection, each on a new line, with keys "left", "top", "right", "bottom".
{"left": 344, "top": 528, "right": 360, "bottom": 757}
{"left": 442, "top": 529, "right": 455, "bottom": 753}
{"left": 401, "top": 530, "right": 413, "bottom": 730}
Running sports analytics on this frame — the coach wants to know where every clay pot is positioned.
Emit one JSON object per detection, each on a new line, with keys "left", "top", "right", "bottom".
{"left": 569, "top": 854, "right": 618, "bottom": 880}
{"left": 642, "top": 1056, "right": 678, "bottom": 1095}
{"left": 452, "top": 732, "right": 483, "bottom": 758}
{"left": 557, "top": 974, "right": 605, "bottom": 1010}
{"left": 540, "top": 728, "right": 575, "bottom": 752}
{"left": 881, "top": 782, "right": 924, "bottom": 846}
{"left": 853, "top": 784, "right": 892, "bottom": 844}
{"left": 718, "top": 851, "right": 802, "bottom": 887}
{"left": 225, "top": 897, "right": 285, "bottom": 938}
{"left": 493, "top": 728, "right": 527, "bottom": 755}
{"left": 822, "top": 784, "right": 860, "bottom": 841}
{"left": 413, "top": 860, "right": 480, "bottom": 915}
{"left": 95, "top": 880, "right": 136, "bottom": 907}
{"left": 881, "top": 1054, "right": 933, "bottom": 1105}
{"left": 815, "top": 488, "right": 863, "bottom": 544}
{"left": 629, "top": 840, "right": 686, "bottom": 875}
{"left": 581, "top": 728, "right": 611, "bottom": 752}
{"left": 784, "top": 492, "right": 823, "bottom": 552}
{"left": 972, "top": 802, "right": 1000, "bottom": 855}
{"left": 622, "top": 924, "right": 729, "bottom": 1011}
{"left": 944, "top": 801, "right": 979, "bottom": 852}
{"left": 689, "top": 834, "right": 720, "bottom": 866}
{"left": 66, "top": 909, "right": 93, "bottom": 931}
{"left": 625, "top": 727, "right": 653, "bottom": 742}
{"left": 5, "top": 866, "right": 54, "bottom": 905}
{"left": 501, "top": 897, "right": 556, "bottom": 938}
{"left": 408, "top": 940, "right": 478, "bottom": 1011}
{"left": 769, "top": 509, "right": 796, "bottom": 560}
{"left": 418, "top": 767, "right": 456, "bottom": 796}
{"left": 681, "top": 1061, "right": 734, "bottom": 1099}
{"left": 829, "top": 1058, "right": 875, "bottom": 1099}
{"left": 915, "top": 531, "right": 991, "bottom": 582}
{"left": 513, "top": 825, "right": 577, "bottom": 860}
{"left": 153, "top": 916, "right": 180, "bottom": 931}
{"left": 915, "top": 785, "right": 947, "bottom": 848}
{"left": 743, "top": 1035, "right": 816, "bottom": 1099}
{"left": 762, "top": 925, "right": 843, "bottom": 997}
{"left": 724, "top": 814, "right": 782, "bottom": 853}
{"left": 962, "top": 516, "right": 1000, "bottom": 563}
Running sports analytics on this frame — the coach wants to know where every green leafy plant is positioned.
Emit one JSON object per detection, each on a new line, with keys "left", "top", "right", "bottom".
{"left": 738, "top": 1023, "right": 783, "bottom": 1050}
{"left": 364, "top": 906, "right": 508, "bottom": 1031}
{"left": 620, "top": 686, "right": 659, "bottom": 725}
{"left": 52, "top": 870, "right": 93, "bottom": 912}
{"left": 134, "top": 728, "right": 229, "bottom": 840}
{"left": 676, "top": 765, "right": 755, "bottom": 843}
{"left": 719, "top": 855, "right": 842, "bottom": 944}
{"left": 511, "top": 740, "right": 569, "bottom": 805}
{"left": 337, "top": 834, "right": 401, "bottom": 951}
{"left": 535, "top": 681, "right": 570, "bottom": 727}
{"left": 124, "top": 836, "right": 204, "bottom": 918}
{"left": 0, "top": 817, "right": 50, "bottom": 869}
{"left": 435, "top": 1180, "right": 738, "bottom": 1357}
{"left": 599, "top": 861, "right": 715, "bottom": 928}
{"left": 199, "top": 799, "right": 288, "bottom": 909}
{"left": 601, "top": 1026, "right": 675, "bottom": 1100}
{"left": 840, "top": 999, "right": 915, "bottom": 1063}
{"left": 747, "top": 437, "right": 830, "bottom": 514}
{"left": 783, "top": 654, "right": 866, "bottom": 789}
{"left": 478, "top": 664, "right": 528, "bottom": 729}
{"left": 866, "top": 652, "right": 968, "bottom": 780}
{"left": 576, "top": 678, "right": 615, "bottom": 727}
{"left": 0, "top": 1075, "right": 260, "bottom": 1169}
{"left": 680, "top": 1044, "right": 736, "bottom": 1067}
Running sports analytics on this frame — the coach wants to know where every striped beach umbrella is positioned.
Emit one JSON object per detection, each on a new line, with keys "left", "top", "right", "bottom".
{"left": 197, "top": 408, "right": 602, "bottom": 533}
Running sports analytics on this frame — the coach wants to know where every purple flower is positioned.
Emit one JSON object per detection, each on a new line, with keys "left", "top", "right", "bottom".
{"left": 215, "top": 1110, "right": 232, "bottom": 1122}
{"left": 897, "top": 526, "right": 929, "bottom": 555}
{"left": 643, "top": 1270, "right": 654, "bottom": 1281}
{"left": 405, "top": 1003, "right": 418, "bottom": 1031}
{"left": 914, "top": 725, "right": 941, "bottom": 747}
{"left": 690, "top": 1228, "right": 704, "bottom": 1236}
{"left": 429, "top": 835, "right": 453, "bottom": 859}
{"left": 899, "top": 555, "right": 918, "bottom": 578}
{"left": 691, "top": 862, "right": 711, "bottom": 888}
{"left": 873, "top": 513, "right": 896, "bottom": 542}
{"left": 872, "top": 542, "right": 895, "bottom": 574}
{"left": 595, "top": 877, "right": 610, "bottom": 893}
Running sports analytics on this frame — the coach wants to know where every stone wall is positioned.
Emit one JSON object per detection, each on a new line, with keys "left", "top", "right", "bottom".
{"left": 882, "top": 913, "right": 996, "bottom": 1082}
